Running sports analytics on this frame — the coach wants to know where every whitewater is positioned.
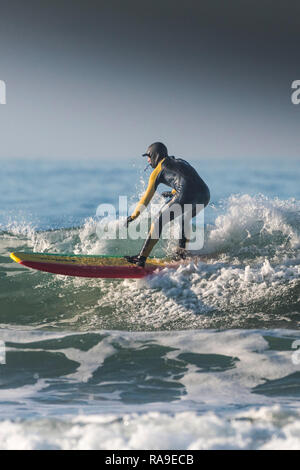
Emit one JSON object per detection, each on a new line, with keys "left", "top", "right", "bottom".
{"left": 0, "top": 158, "right": 299, "bottom": 449}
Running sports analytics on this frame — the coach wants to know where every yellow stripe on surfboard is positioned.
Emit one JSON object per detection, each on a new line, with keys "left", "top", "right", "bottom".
{"left": 10, "top": 252, "right": 170, "bottom": 267}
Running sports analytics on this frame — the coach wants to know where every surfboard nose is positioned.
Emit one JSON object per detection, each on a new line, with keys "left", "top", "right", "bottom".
{"left": 10, "top": 252, "right": 21, "bottom": 264}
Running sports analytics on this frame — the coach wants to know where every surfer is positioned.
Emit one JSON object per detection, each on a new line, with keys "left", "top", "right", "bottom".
{"left": 125, "top": 142, "right": 210, "bottom": 267}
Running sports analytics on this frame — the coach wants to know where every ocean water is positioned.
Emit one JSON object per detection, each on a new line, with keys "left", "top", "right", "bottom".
{"left": 0, "top": 157, "right": 300, "bottom": 450}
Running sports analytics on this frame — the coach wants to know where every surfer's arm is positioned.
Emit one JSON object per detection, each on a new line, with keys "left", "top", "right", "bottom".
{"left": 130, "top": 162, "right": 163, "bottom": 221}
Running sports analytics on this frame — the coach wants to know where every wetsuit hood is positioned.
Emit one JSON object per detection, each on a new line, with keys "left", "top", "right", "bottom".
{"left": 142, "top": 142, "right": 168, "bottom": 168}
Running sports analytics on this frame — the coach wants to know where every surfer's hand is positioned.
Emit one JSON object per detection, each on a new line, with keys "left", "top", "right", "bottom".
{"left": 161, "top": 191, "right": 173, "bottom": 199}
{"left": 125, "top": 216, "right": 133, "bottom": 227}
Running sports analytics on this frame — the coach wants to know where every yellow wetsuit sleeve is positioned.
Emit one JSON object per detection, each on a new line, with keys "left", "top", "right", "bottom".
{"left": 130, "top": 159, "right": 165, "bottom": 220}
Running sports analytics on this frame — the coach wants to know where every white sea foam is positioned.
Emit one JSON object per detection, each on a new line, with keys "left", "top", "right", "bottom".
{"left": 0, "top": 405, "right": 300, "bottom": 450}
{"left": 1, "top": 193, "right": 299, "bottom": 330}
{"left": 0, "top": 329, "right": 300, "bottom": 449}
{"left": 89, "top": 254, "right": 299, "bottom": 329}
{"left": 1, "top": 328, "right": 299, "bottom": 409}
{"left": 3, "top": 193, "right": 300, "bottom": 261}
{"left": 203, "top": 194, "right": 300, "bottom": 260}
{"left": 1, "top": 162, "right": 300, "bottom": 450}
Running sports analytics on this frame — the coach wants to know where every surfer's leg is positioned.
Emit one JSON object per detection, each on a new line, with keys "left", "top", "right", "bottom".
{"left": 174, "top": 209, "right": 190, "bottom": 258}
{"left": 125, "top": 218, "right": 162, "bottom": 267}
{"left": 126, "top": 200, "right": 178, "bottom": 265}
{"left": 125, "top": 207, "right": 167, "bottom": 267}
{"left": 175, "top": 202, "right": 203, "bottom": 256}
{"left": 138, "top": 212, "right": 166, "bottom": 258}
{"left": 139, "top": 199, "right": 184, "bottom": 259}
{"left": 126, "top": 199, "right": 190, "bottom": 266}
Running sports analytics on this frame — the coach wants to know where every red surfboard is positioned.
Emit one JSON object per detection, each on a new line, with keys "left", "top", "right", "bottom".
{"left": 10, "top": 252, "right": 179, "bottom": 279}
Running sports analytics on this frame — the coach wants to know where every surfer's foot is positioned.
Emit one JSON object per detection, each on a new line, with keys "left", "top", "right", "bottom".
{"left": 124, "top": 255, "right": 147, "bottom": 267}
{"left": 172, "top": 247, "right": 188, "bottom": 260}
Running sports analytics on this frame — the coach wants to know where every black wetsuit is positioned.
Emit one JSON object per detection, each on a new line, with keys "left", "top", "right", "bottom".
{"left": 157, "top": 156, "right": 210, "bottom": 206}
{"left": 130, "top": 156, "right": 210, "bottom": 258}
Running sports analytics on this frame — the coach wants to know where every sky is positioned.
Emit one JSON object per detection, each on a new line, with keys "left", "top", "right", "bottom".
{"left": 0, "top": 0, "right": 300, "bottom": 161}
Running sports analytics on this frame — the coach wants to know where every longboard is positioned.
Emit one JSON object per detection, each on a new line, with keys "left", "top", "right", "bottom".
{"left": 10, "top": 252, "right": 179, "bottom": 279}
